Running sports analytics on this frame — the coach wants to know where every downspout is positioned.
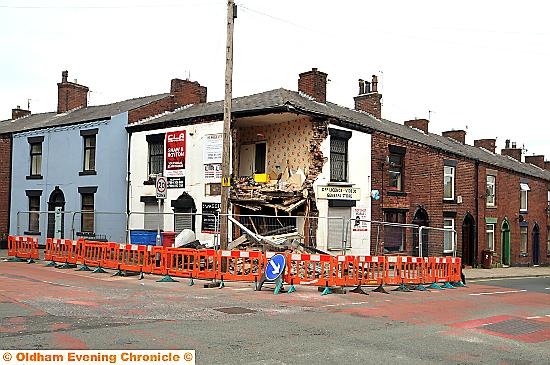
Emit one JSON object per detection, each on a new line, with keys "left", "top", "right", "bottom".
{"left": 474, "top": 160, "right": 479, "bottom": 267}
{"left": 7, "top": 133, "right": 13, "bottom": 237}
{"left": 126, "top": 130, "right": 132, "bottom": 244}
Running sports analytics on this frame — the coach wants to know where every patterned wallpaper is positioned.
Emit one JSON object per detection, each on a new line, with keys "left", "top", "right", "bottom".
{"left": 237, "top": 117, "right": 313, "bottom": 175}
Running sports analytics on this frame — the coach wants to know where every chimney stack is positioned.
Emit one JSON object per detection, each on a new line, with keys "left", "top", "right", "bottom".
{"left": 404, "top": 118, "right": 429, "bottom": 134}
{"left": 354, "top": 74, "right": 382, "bottom": 119}
{"left": 525, "top": 155, "right": 545, "bottom": 169}
{"left": 170, "top": 79, "right": 207, "bottom": 106}
{"left": 474, "top": 139, "right": 496, "bottom": 153}
{"left": 501, "top": 141, "right": 522, "bottom": 161}
{"left": 442, "top": 130, "right": 466, "bottom": 144}
{"left": 11, "top": 105, "right": 31, "bottom": 120}
{"left": 57, "top": 70, "right": 89, "bottom": 113}
{"left": 298, "top": 68, "right": 328, "bottom": 103}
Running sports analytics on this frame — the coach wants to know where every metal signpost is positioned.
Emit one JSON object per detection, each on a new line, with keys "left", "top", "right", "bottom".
{"left": 257, "top": 254, "right": 287, "bottom": 294}
{"left": 155, "top": 176, "right": 167, "bottom": 249}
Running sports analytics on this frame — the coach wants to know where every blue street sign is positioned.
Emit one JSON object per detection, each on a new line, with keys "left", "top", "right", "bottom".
{"left": 265, "top": 254, "right": 286, "bottom": 282}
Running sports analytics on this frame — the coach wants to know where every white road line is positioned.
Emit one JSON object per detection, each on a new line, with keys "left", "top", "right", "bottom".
{"left": 469, "top": 289, "right": 527, "bottom": 296}
{"left": 322, "top": 301, "right": 368, "bottom": 308}
{"left": 527, "top": 316, "right": 542, "bottom": 319}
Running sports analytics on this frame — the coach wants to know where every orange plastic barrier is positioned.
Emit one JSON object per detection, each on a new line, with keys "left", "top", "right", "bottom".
{"left": 218, "top": 250, "right": 264, "bottom": 282}
{"left": 333, "top": 255, "right": 358, "bottom": 287}
{"left": 82, "top": 241, "right": 108, "bottom": 268}
{"left": 450, "top": 257, "right": 462, "bottom": 282}
{"left": 102, "top": 242, "right": 121, "bottom": 270}
{"left": 165, "top": 248, "right": 196, "bottom": 278}
{"left": 286, "top": 253, "right": 335, "bottom": 287}
{"left": 117, "top": 244, "right": 149, "bottom": 273}
{"left": 145, "top": 245, "right": 166, "bottom": 275}
{"left": 392, "top": 256, "right": 426, "bottom": 285}
{"left": 356, "top": 256, "right": 387, "bottom": 286}
{"left": 194, "top": 249, "right": 218, "bottom": 280}
{"left": 9, "top": 236, "right": 39, "bottom": 260}
{"left": 45, "top": 238, "right": 73, "bottom": 263}
{"left": 427, "top": 257, "right": 452, "bottom": 283}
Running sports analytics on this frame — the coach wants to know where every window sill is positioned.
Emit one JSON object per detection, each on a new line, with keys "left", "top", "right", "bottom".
{"left": 486, "top": 205, "right": 497, "bottom": 209}
{"left": 26, "top": 175, "right": 43, "bottom": 180}
{"left": 519, "top": 210, "right": 528, "bottom": 215}
{"left": 79, "top": 170, "right": 97, "bottom": 176}
{"left": 327, "top": 181, "right": 353, "bottom": 186}
{"left": 443, "top": 199, "right": 456, "bottom": 204}
{"left": 387, "top": 190, "right": 407, "bottom": 197}
{"left": 23, "top": 231, "right": 41, "bottom": 236}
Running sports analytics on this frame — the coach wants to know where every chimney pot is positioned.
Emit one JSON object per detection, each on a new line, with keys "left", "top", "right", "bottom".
{"left": 358, "top": 79, "right": 364, "bottom": 95}
{"left": 512, "top": 142, "right": 517, "bottom": 148}
{"left": 371, "top": 75, "right": 378, "bottom": 93}
{"left": 353, "top": 74, "right": 381, "bottom": 118}
{"left": 505, "top": 139, "right": 510, "bottom": 148}
{"left": 61, "top": 70, "right": 68, "bottom": 83}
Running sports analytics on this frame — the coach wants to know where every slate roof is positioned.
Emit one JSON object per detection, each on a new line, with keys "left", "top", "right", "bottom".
{"left": 130, "top": 88, "right": 550, "bottom": 181}
{"left": 0, "top": 93, "right": 169, "bottom": 134}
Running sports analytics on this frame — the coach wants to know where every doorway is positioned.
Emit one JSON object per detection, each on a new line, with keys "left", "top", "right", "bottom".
{"left": 501, "top": 219, "right": 511, "bottom": 266}
{"left": 239, "top": 142, "right": 266, "bottom": 177}
{"left": 47, "top": 186, "right": 65, "bottom": 239}
{"left": 532, "top": 223, "right": 540, "bottom": 265}
{"left": 462, "top": 213, "right": 476, "bottom": 266}
{"left": 412, "top": 207, "right": 429, "bottom": 257}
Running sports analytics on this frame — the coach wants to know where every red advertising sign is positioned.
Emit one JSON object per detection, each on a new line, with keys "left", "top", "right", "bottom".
{"left": 166, "top": 130, "right": 186, "bottom": 177}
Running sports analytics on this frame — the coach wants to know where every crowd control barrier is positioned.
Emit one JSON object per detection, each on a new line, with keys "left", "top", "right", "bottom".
{"left": 8, "top": 235, "right": 463, "bottom": 291}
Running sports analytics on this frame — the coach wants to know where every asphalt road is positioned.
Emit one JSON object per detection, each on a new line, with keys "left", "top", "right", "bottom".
{"left": 1, "top": 260, "right": 550, "bottom": 365}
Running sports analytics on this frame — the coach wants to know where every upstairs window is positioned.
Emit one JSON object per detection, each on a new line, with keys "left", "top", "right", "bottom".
{"left": 520, "top": 182, "right": 530, "bottom": 212}
{"left": 443, "top": 165, "right": 455, "bottom": 200}
{"left": 80, "top": 129, "right": 98, "bottom": 174}
{"left": 28, "top": 136, "right": 44, "bottom": 178}
{"left": 486, "top": 175, "right": 496, "bottom": 207}
{"left": 388, "top": 154, "right": 403, "bottom": 191}
{"left": 147, "top": 134, "right": 165, "bottom": 177}
{"left": 329, "top": 128, "right": 351, "bottom": 182}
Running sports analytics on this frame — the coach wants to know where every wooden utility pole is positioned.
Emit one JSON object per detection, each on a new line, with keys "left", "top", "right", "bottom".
{"left": 220, "top": 0, "right": 236, "bottom": 249}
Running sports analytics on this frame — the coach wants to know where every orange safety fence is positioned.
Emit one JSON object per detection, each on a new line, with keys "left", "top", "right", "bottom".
{"left": 218, "top": 250, "right": 265, "bottom": 282}
{"left": 9, "top": 235, "right": 39, "bottom": 260}
{"left": 44, "top": 238, "right": 73, "bottom": 263}
{"left": 8, "top": 235, "right": 466, "bottom": 287}
{"left": 286, "top": 253, "right": 335, "bottom": 287}
{"left": 356, "top": 256, "right": 387, "bottom": 286}
{"left": 165, "top": 248, "right": 196, "bottom": 278}
{"left": 195, "top": 249, "right": 218, "bottom": 280}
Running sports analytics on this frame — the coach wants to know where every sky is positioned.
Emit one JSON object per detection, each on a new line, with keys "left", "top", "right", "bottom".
{"left": 1, "top": 0, "right": 549, "bottom": 158}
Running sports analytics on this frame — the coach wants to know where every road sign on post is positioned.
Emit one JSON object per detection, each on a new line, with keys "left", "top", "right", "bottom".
{"left": 156, "top": 176, "right": 167, "bottom": 199}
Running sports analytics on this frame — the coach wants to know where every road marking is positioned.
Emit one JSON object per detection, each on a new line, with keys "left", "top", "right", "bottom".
{"left": 322, "top": 301, "right": 368, "bottom": 308}
{"left": 527, "top": 316, "right": 542, "bottom": 319}
{"left": 470, "top": 277, "right": 541, "bottom": 282}
{"left": 545, "top": 287, "right": 550, "bottom": 290}
{"left": 469, "top": 289, "right": 527, "bottom": 296}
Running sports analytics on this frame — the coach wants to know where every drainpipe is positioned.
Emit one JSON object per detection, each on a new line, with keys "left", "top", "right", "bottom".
{"left": 7, "top": 133, "right": 13, "bottom": 237}
{"left": 474, "top": 160, "right": 479, "bottom": 267}
{"left": 126, "top": 131, "right": 132, "bottom": 244}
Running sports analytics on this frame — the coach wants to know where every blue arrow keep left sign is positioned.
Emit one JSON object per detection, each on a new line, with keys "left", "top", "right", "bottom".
{"left": 265, "top": 254, "right": 286, "bottom": 282}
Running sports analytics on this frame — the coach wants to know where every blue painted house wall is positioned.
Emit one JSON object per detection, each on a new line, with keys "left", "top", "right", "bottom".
{"left": 9, "top": 112, "right": 128, "bottom": 243}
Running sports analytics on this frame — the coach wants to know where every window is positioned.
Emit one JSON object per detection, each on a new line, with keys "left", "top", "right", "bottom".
{"left": 28, "top": 196, "right": 40, "bottom": 232}
{"left": 443, "top": 165, "right": 455, "bottom": 200}
{"left": 520, "top": 183, "right": 529, "bottom": 212}
{"left": 388, "top": 153, "right": 403, "bottom": 191}
{"left": 81, "top": 193, "right": 94, "bottom": 233}
{"left": 443, "top": 218, "right": 455, "bottom": 253}
{"left": 30, "top": 142, "right": 42, "bottom": 176}
{"left": 486, "top": 223, "right": 495, "bottom": 251}
{"left": 520, "top": 226, "right": 528, "bottom": 254}
{"left": 144, "top": 202, "right": 164, "bottom": 231}
{"left": 330, "top": 137, "right": 348, "bottom": 182}
{"left": 486, "top": 175, "right": 496, "bottom": 207}
{"left": 148, "top": 139, "right": 164, "bottom": 177}
{"left": 383, "top": 211, "right": 406, "bottom": 252}
{"left": 83, "top": 135, "right": 96, "bottom": 172}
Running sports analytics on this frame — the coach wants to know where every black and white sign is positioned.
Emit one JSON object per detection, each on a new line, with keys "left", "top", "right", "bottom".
{"left": 155, "top": 176, "right": 167, "bottom": 199}
{"left": 167, "top": 177, "right": 185, "bottom": 189}
{"left": 201, "top": 202, "right": 220, "bottom": 233}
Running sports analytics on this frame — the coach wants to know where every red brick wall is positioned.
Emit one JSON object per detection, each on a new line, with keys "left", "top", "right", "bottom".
{"left": 128, "top": 96, "right": 176, "bottom": 124}
{"left": 57, "top": 83, "right": 89, "bottom": 113}
{"left": 298, "top": 68, "right": 327, "bottom": 103}
{"left": 371, "top": 132, "right": 477, "bottom": 257}
{"left": 478, "top": 165, "right": 549, "bottom": 266}
{"left": 0, "top": 136, "right": 11, "bottom": 237}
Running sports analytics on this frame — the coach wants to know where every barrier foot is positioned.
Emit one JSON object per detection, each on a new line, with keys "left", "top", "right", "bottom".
{"left": 7, "top": 257, "right": 26, "bottom": 262}
{"left": 189, "top": 278, "right": 194, "bottom": 286}
{"left": 392, "top": 283, "right": 412, "bottom": 292}
{"left": 26, "top": 258, "right": 35, "bottom": 264}
{"left": 414, "top": 284, "right": 428, "bottom": 291}
{"left": 442, "top": 282, "right": 456, "bottom": 289}
{"left": 320, "top": 286, "right": 332, "bottom": 296}
{"left": 274, "top": 280, "right": 283, "bottom": 295}
{"left": 219, "top": 279, "right": 225, "bottom": 289}
{"left": 350, "top": 285, "right": 369, "bottom": 295}
{"left": 112, "top": 270, "right": 124, "bottom": 277}
{"left": 138, "top": 272, "right": 144, "bottom": 280}
{"left": 92, "top": 266, "right": 107, "bottom": 274}
{"left": 77, "top": 264, "right": 91, "bottom": 271}
{"left": 452, "top": 281, "right": 466, "bottom": 287}
{"left": 45, "top": 261, "right": 56, "bottom": 267}
{"left": 287, "top": 284, "right": 296, "bottom": 294}
{"left": 372, "top": 284, "right": 390, "bottom": 294}
{"left": 428, "top": 282, "right": 444, "bottom": 290}
{"left": 57, "top": 263, "right": 76, "bottom": 269}
{"left": 157, "top": 275, "right": 178, "bottom": 283}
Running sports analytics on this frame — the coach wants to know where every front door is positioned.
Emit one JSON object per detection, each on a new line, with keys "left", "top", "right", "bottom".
{"left": 532, "top": 224, "right": 540, "bottom": 265}
{"left": 47, "top": 187, "right": 65, "bottom": 239}
{"left": 462, "top": 214, "right": 476, "bottom": 266}
{"left": 239, "top": 144, "right": 255, "bottom": 177}
{"left": 54, "top": 206, "right": 63, "bottom": 238}
{"left": 501, "top": 219, "right": 511, "bottom": 266}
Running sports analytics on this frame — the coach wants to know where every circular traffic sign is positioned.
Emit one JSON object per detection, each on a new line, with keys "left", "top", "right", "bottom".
{"left": 265, "top": 254, "right": 286, "bottom": 282}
